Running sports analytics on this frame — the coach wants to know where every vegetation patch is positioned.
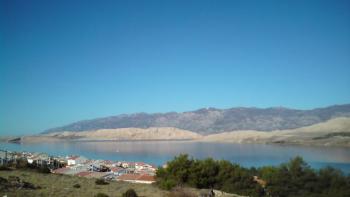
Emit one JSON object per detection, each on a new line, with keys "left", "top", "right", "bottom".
{"left": 122, "top": 188, "right": 138, "bottom": 197}
{"left": 0, "top": 165, "right": 12, "bottom": 171}
{"left": 94, "top": 193, "right": 109, "bottom": 197}
{"left": 156, "top": 154, "right": 350, "bottom": 197}
{"left": 73, "top": 183, "right": 81, "bottom": 188}
{"left": 95, "top": 179, "right": 109, "bottom": 185}
{"left": 0, "top": 170, "right": 167, "bottom": 197}
{"left": 0, "top": 176, "right": 41, "bottom": 192}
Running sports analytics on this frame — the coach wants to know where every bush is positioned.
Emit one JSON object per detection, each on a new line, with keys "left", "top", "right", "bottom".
{"left": 122, "top": 188, "right": 138, "bottom": 197}
{"left": 37, "top": 166, "right": 51, "bottom": 173}
{"left": 95, "top": 179, "right": 109, "bottom": 185}
{"left": 94, "top": 193, "right": 109, "bottom": 197}
{"left": 1, "top": 176, "right": 41, "bottom": 190}
{"left": 22, "top": 181, "right": 39, "bottom": 189}
{"left": 16, "top": 158, "right": 28, "bottom": 169}
{"left": 73, "top": 183, "right": 81, "bottom": 188}
{"left": 0, "top": 177, "right": 8, "bottom": 184}
{"left": 0, "top": 165, "right": 12, "bottom": 171}
{"left": 158, "top": 179, "right": 177, "bottom": 190}
{"left": 8, "top": 176, "right": 20, "bottom": 183}
{"left": 0, "top": 177, "right": 10, "bottom": 191}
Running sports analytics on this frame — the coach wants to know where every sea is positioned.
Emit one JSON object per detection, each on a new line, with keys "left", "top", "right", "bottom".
{"left": 1, "top": 141, "right": 350, "bottom": 173}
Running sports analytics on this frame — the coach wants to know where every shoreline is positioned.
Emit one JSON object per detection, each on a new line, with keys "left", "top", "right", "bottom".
{"left": 4, "top": 135, "right": 350, "bottom": 148}
{"left": 0, "top": 141, "right": 350, "bottom": 174}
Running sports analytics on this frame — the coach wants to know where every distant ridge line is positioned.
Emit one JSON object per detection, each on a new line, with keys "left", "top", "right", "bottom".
{"left": 43, "top": 104, "right": 350, "bottom": 135}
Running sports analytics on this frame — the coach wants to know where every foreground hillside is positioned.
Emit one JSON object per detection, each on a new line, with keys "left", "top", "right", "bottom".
{"left": 0, "top": 169, "right": 242, "bottom": 197}
{"left": 43, "top": 104, "right": 350, "bottom": 135}
{"left": 0, "top": 169, "right": 167, "bottom": 197}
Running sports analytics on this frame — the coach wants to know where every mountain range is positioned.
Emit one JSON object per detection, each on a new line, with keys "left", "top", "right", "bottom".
{"left": 43, "top": 104, "right": 350, "bottom": 135}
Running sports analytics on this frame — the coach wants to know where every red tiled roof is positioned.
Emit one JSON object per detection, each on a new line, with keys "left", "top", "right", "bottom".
{"left": 117, "top": 173, "right": 155, "bottom": 182}
{"left": 137, "top": 174, "right": 155, "bottom": 182}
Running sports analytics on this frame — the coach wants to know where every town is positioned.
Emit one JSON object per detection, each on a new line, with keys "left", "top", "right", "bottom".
{"left": 0, "top": 149, "right": 157, "bottom": 184}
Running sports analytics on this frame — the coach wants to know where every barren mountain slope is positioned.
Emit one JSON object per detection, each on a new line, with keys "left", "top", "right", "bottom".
{"left": 200, "top": 117, "right": 350, "bottom": 146}
{"left": 20, "top": 127, "right": 202, "bottom": 143}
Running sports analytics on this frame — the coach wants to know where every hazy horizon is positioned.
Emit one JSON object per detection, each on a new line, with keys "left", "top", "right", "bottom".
{"left": 2, "top": 103, "right": 350, "bottom": 136}
{"left": 1, "top": 0, "right": 350, "bottom": 135}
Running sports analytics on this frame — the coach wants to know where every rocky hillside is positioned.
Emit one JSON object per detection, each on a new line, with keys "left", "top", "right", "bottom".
{"left": 44, "top": 127, "right": 202, "bottom": 141}
{"left": 200, "top": 117, "right": 350, "bottom": 146}
{"left": 43, "top": 104, "right": 350, "bottom": 135}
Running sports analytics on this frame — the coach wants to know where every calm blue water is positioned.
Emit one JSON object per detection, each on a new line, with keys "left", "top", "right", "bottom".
{"left": 1, "top": 141, "right": 350, "bottom": 173}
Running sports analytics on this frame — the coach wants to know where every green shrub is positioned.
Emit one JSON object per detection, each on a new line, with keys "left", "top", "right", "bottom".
{"left": 22, "top": 181, "right": 38, "bottom": 189}
{"left": 37, "top": 166, "right": 51, "bottom": 173}
{"left": 158, "top": 179, "right": 177, "bottom": 190}
{"left": 122, "top": 188, "right": 138, "bottom": 197}
{"left": 0, "top": 177, "right": 8, "bottom": 184}
{"left": 0, "top": 165, "right": 12, "bottom": 171}
{"left": 95, "top": 179, "right": 109, "bottom": 185}
{"left": 15, "top": 158, "right": 28, "bottom": 169}
{"left": 73, "top": 183, "right": 81, "bottom": 188}
{"left": 94, "top": 193, "right": 109, "bottom": 197}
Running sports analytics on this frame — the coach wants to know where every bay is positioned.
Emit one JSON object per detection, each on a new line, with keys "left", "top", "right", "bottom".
{"left": 1, "top": 141, "right": 350, "bottom": 173}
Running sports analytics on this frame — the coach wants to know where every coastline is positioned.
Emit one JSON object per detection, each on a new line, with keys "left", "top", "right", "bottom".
{"left": 2, "top": 141, "right": 350, "bottom": 174}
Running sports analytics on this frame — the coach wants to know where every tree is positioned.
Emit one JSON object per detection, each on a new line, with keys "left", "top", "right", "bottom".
{"left": 166, "top": 154, "right": 194, "bottom": 185}
{"left": 156, "top": 155, "right": 350, "bottom": 197}
{"left": 189, "top": 158, "right": 219, "bottom": 188}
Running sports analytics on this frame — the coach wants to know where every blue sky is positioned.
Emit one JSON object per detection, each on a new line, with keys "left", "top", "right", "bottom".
{"left": 1, "top": 0, "right": 350, "bottom": 135}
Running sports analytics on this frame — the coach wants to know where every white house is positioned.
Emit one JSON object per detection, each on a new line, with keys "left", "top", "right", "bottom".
{"left": 67, "top": 156, "right": 86, "bottom": 166}
{"left": 122, "top": 162, "right": 135, "bottom": 168}
{"left": 27, "top": 157, "right": 35, "bottom": 164}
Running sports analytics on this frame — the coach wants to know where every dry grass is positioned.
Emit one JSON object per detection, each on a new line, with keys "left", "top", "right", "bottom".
{"left": 0, "top": 170, "right": 244, "bottom": 197}
{"left": 0, "top": 169, "right": 168, "bottom": 197}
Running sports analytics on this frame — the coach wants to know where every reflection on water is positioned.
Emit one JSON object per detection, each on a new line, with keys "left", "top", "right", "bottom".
{"left": 1, "top": 141, "right": 350, "bottom": 173}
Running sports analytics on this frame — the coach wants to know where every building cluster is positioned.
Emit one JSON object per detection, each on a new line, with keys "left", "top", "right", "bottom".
{"left": 0, "top": 149, "right": 156, "bottom": 184}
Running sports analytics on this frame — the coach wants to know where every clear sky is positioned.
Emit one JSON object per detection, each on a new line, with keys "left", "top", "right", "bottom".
{"left": 1, "top": 0, "right": 350, "bottom": 135}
